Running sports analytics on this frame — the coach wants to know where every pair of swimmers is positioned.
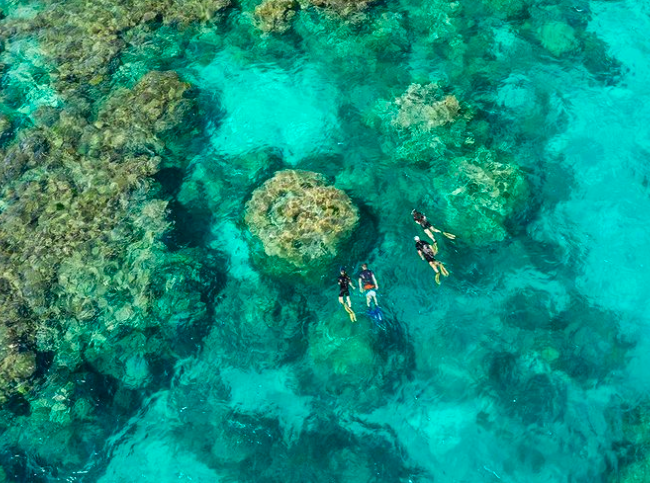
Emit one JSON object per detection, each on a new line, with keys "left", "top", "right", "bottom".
{"left": 412, "top": 209, "right": 453, "bottom": 285}
{"left": 337, "top": 263, "right": 379, "bottom": 322}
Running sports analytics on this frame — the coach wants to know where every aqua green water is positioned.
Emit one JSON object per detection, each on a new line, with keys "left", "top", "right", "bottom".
{"left": 0, "top": 0, "right": 649, "bottom": 481}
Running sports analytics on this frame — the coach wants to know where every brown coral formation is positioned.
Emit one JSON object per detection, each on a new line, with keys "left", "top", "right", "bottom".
{"left": 392, "top": 83, "right": 461, "bottom": 131}
{"left": 308, "top": 0, "right": 376, "bottom": 16}
{"left": 88, "top": 70, "right": 198, "bottom": 154}
{"left": 0, "top": 0, "right": 230, "bottom": 94}
{"left": 254, "top": 0, "right": 299, "bottom": 33}
{"left": 367, "top": 82, "right": 469, "bottom": 164}
{"left": 0, "top": 69, "right": 210, "bottom": 467}
{"left": 245, "top": 170, "right": 358, "bottom": 272}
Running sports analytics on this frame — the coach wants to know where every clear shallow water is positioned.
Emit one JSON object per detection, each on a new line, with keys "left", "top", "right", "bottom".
{"left": 1, "top": 0, "right": 650, "bottom": 481}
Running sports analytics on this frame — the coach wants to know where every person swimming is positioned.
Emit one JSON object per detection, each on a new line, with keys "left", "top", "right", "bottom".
{"left": 337, "top": 267, "right": 357, "bottom": 322}
{"left": 414, "top": 236, "right": 450, "bottom": 284}
{"left": 358, "top": 263, "right": 379, "bottom": 307}
{"left": 411, "top": 210, "right": 456, "bottom": 252}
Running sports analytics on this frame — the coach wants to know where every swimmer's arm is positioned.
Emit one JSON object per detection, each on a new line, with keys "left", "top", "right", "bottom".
{"left": 372, "top": 274, "right": 378, "bottom": 289}
{"left": 358, "top": 278, "right": 364, "bottom": 291}
{"left": 417, "top": 249, "right": 425, "bottom": 260}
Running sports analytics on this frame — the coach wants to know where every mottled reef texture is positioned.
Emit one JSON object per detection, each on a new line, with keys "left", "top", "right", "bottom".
{"left": 0, "top": 0, "right": 629, "bottom": 479}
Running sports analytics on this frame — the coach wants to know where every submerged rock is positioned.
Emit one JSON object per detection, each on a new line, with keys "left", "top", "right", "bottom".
{"left": 304, "top": 313, "right": 404, "bottom": 406}
{"left": 614, "top": 403, "right": 650, "bottom": 483}
{"left": 434, "top": 148, "right": 529, "bottom": 245}
{"left": 207, "top": 278, "right": 308, "bottom": 369}
{"left": 537, "top": 21, "right": 579, "bottom": 57}
{"left": 482, "top": 0, "right": 533, "bottom": 19}
{"left": 245, "top": 170, "right": 358, "bottom": 274}
{"left": 254, "top": 0, "right": 299, "bottom": 33}
{"left": 308, "top": 316, "right": 377, "bottom": 389}
{"left": 392, "top": 83, "right": 461, "bottom": 131}
{"left": 367, "top": 83, "right": 470, "bottom": 165}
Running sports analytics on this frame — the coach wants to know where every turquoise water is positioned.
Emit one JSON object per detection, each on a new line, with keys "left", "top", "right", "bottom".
{"left": 1, "top": 0, "right": 649, "bottom": 481}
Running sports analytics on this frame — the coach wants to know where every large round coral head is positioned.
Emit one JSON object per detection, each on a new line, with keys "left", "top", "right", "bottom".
{"left": 245, "top": 170, "right": 359, "bottom": 271}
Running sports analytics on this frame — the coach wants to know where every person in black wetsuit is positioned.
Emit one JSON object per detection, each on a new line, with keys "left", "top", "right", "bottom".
{"left": 415, "top": 236, "right": 449, "bottom": 284}
{"left": 412, "top": 209, "right": 443, "bottom": 252}
{"left": 338, "top": 267, "right": 357, "bottom": 322}
{"left": 358, "top": 263, "right": 379, "bottom": 307}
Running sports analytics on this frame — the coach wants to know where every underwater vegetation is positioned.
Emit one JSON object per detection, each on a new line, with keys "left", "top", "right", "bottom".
{"left": 245, "top": 170, "right": 359, "bottom": 274}
{"left": 0, "top": 0, "right": 638, "bottom": 479}
{"left": 0, "top": 57, "right": 218, "bottom": 470}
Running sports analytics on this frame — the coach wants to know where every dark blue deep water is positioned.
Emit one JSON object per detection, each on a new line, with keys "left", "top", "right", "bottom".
{"left": 0, "top": 0, "right": 649, "bottom": 481}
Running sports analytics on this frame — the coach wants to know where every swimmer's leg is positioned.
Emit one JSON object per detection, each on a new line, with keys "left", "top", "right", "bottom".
{"left": 340, "top": 297, "right": 356, "bottom": 321}
{"left": 429, "top": 261, "right": 441, "bottom": 284}
{"left": 425, "top": 229, "right": 438, "bottom": 247}
{"left": 344, "top": 303, "right": 357, "bottom": 322}
{"left": 439, "top": 262, "right": 450, "bottom": 277}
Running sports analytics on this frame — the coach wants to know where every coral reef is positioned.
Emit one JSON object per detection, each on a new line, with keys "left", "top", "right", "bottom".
{"left": 305, "top": 314, "right": 396, "bottom": 405}
{"left": 207, "top": 278, "right": 309, "bottom": 369}
{"left": 367, "top": 83, "right": 471, "bottom": 165}
{"left": 482, "top": 0, "right": 533, "bottom": 19}
{"left": 84, "top": 70, "right": 198, "bottom": 156}
{"left": 254, "top": 0, "right": 299, "bottom": 33}
{"left": 0, "top": 0, "right": 230, "bottom": 107}
{"left": 291, "top": 6, "right": 409, "bottom": 89}
{"left": 0, "top": 324, "right": 36, "bottom": 404}
{"left": 392, "top": 83, "right": 461, "bottom": 131}
{"left": 307, "top": 0, "right": 376, "bottom": 16}
{"left": 0, "top": 66, "right": 215, "bottom": 469}
{"left": 612, "top": 402, "right": 650, "bottom": 483}
{"left": 0, "top": 0, "right": 632, "bottom": 476}
{"left": 537, "top": 21, "right": 579, "bottom": 57}
{"left": 245, "top": 170, "right": 359, "bottom": 273}
{"left": 433, "top": 148, "right": 529, "bottom": 244}
{"left": 308, "top": 315, "right": 376, "bottom": 387}
{"left": 260, "top": 418, "right": 412, "bottom": 482}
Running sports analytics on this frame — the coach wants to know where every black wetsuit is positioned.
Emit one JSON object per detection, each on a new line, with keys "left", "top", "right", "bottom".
{"left": 359, "top": 269, "right": 376, "bottom": 289}
{"left": 338, "top": 274, "right": 352, "bottom": 297}
{"left": 416, "top": 240, "right": 436, "bottom": 263}
{"left": 413, "top": 211, "right": 433, "bottom": 230}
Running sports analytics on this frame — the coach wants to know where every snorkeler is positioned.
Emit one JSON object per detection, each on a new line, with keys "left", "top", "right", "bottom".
{"left": 414, "top": 236, "right": 450, "bottom": 285}
{"left": 338, "top": 267, "right": 357, "bottom": 322}
{"left": 358, "top": 263, "right": 379, "bottom": 307}
{"left": 411, "top": 209, "right": 456, "bottom": 251}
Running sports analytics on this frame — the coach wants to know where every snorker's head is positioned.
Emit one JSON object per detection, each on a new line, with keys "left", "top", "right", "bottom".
{"left": 414, "top": 236, "right": 420, "bottom": 242}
